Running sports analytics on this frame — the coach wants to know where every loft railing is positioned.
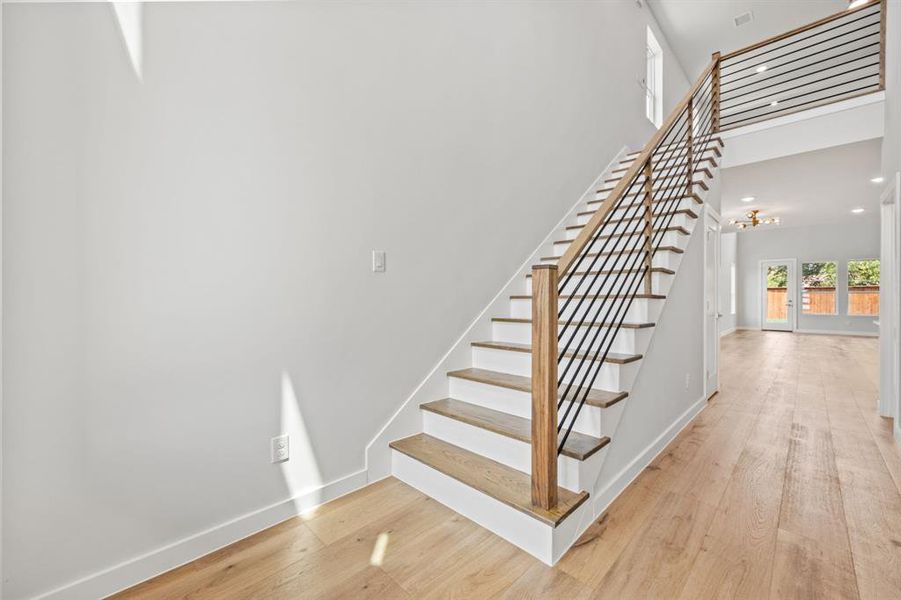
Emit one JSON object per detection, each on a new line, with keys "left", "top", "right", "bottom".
{"left": 529, "top": 0, "right": 887, "bottom": 510}
{"left": 718, "top": 0, "right": 886, "bottom": 130}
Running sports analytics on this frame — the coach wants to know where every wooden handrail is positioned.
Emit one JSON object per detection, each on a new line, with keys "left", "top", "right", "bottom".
{"left": 555, "top": 56, "right": 719, "bottom": 277}
{"left": 720, "top": 0, "right": 882, "bottom": 61}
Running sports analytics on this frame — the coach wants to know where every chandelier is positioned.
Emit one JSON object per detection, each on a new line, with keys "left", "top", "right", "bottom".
{"left": 729, "top": 209, "right": 780, "bottom": 230}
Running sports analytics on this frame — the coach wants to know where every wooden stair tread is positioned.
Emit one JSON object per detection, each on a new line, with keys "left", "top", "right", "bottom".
{"left": 604, "top": 167, "right": 713, "bottom": 184}
{"left": 598, "top": 179, "right": 708, "bottom": 195}
{"left": 493, "top": 317, "right": 654, "bottom": 329}
{"left": 613, "top": 156, "right": 717, "bottom": 174}
{"left": 527, "top": 267, "right": 675, "bottom": 277}
{"left": 567, "top": 210, "right": 696, "bottom": 229}
{"left": 390, "top": 434, "right": 589, "bottom": 527}
{"left": 576, "top": 208, "right": 697, "bottom": 220}
{"left": 554, "top": 225, "right": 689, "bottom": 245}
{"left": 510, "top": 292, "right": 665, "bottom": 300}
{"left": 539, "top": 245, "right": 683, "bottom": 261}
{"left": 447, "top": 367, "right": 628, "bottom": 408}
{"left": 421, "top": 398, "right": 610, "bottom": 460}
{"left": 471, "top": 340, "right": 642, "bottom": 364}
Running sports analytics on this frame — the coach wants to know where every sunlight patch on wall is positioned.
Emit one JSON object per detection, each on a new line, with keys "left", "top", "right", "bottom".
{"left": 281, "top": 371, "right": 324, "bottom": 513}
{"left": 113, "top": 2, "right": 144, "bottom": 81}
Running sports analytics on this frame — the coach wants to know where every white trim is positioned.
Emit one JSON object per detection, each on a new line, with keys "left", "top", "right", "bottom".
{"left": 703, "top": 207, "right": 721, "bottom": 400}
{"left": 719, "top": 91, "right": 885, "bottom": 138}
{"left": 759, "top": 258, "right": 798, "bottom": 332}
{"left": 31, "top": 469, "right": 370, "bottom": 600}
{"left": 363, "top": 147, "right": 630, "bottom": 482}
{"left": 720, "top": 327, "right": 737, "bottom": 337}
{"left": 895, "top": 422, "right": 901, "bottom": 445}
{"left": 590, "top": 394, "right": 707, "bottom": 516}
{"left": 793, "top": 328, "right": 878, "bottom": 338}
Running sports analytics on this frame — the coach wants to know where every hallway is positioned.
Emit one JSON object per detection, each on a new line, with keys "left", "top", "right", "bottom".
{"left": 117, "top": 331, "right": 901, "bottom": 599}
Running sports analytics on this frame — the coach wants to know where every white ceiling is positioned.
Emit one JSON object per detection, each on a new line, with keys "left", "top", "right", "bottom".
{"left": 647, "top": 0, "right": 847, "bottom": 78}
{"left": 720, "top": 139, "right": 884, "bottom": 231}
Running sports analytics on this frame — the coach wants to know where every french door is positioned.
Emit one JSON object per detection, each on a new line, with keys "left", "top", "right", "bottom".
{"left": 761, "top": 259, "right": 796, "bottom": 332}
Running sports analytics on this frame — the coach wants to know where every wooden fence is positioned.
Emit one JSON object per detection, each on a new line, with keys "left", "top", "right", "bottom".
{"left": 849, "top": 285, "right": 879, "bottom": 316}
{"left": 767, "top": 286, "right": 880, "bottom": 320}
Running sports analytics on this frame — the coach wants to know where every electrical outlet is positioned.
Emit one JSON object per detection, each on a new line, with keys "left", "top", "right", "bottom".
{"left": 271, "top": 434, "right": 289, "bottom": 463}
{"left": 372, "top": 250, "right": 386, "bottom": 273}
{"left": 684, "top": 373, "right": 691, "bottom": 391}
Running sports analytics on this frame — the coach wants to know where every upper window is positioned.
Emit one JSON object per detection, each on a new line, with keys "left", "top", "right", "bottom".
{"left": 646, "top": 27, "right": 663, "bottom": 127}
{"left": 848, "top": 259, "right": 880, "bottom": 316}
{"left": 801, "top": 261, "right": 837, "bottom": 315}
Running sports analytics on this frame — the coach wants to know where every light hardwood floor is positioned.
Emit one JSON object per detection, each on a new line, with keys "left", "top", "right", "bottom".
{"left": 115, "top": 331, "right": 901, "bottom": 599}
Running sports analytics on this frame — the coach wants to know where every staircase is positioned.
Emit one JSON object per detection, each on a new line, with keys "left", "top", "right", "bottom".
{"left": 383, "top": 0, "right": 887, "bottom": 566}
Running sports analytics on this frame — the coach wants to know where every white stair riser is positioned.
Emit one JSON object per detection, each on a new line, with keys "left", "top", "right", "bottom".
{"left": 618, "top": 149, "right": 720, "bottom": 169}
{"left": 573, "top": 212, "right": 693, "bottom": 230}
{"left": 561, "top": 216, "right": 692, "bottom": 241}
{"left": 526, "top": 272, "right": 671, "bottom": 296}
{"left": 539, "top": 251, "right": 681, "bottom": 271}
{"left": 472, "top": 346, "right": 639, "bottom": 391}
{"left": 586, "top": 197, "right": 698, "bottom": 219}
{"left": 594, "top": 184, "right": 704, "bottom": 203}
{"left": 510, "top": 297, "right": 663, "bottom": 321}
{"left": 492, "top": 321, "right": 652, "bottom": 355}
{"left": 391, "top": 450, "right": 557, "bottom": 564}
{"left": 447, "top": 377, "right": 605, "bottom": 438}
{"left": 553, "top": 230, "right": 684, "bottom": 255}
{"left": 421, "top": 411, "right": 605, "bottom": 493}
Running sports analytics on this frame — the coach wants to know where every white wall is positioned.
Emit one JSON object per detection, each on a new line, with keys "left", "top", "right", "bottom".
{"left": 1, "top": 2, "right": 689, "bottom": 598}
{"left": 720, "top": 232, "right": 737, "bottom": 335}
{"left": 589, "top": 212, "right": 707, "bottom": 516}
{"left": 736, "top": 219, "right": 881, "bottom": 335}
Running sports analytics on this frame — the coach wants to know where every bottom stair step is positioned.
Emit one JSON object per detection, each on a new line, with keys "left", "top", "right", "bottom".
{"left": 390, "top": 433, "right": 589, "bottom": 527}
{"left": 421, "top": 398, "right": 610, "bottom": 460}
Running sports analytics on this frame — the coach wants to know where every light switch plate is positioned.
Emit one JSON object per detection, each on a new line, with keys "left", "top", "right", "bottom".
{"left": 372, "top": 250, "right": 386, "bottom": 273}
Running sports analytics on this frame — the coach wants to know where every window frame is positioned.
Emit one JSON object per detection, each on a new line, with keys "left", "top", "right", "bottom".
{"left": 846, "top": 258, "right": 880, "bottom": 317}
{"left": 800, "top": 259, "right": 839, "bottom": 316}
{"left": 645, "top": 27, "right": 663, "bottom": 128}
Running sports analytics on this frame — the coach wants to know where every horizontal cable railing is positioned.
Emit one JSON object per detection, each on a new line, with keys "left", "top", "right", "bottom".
{"left": 529, "top": 57, "right": 720, "bottom": 509}
{"left": 718, "top": 0, "right": 885, "bottom": 130}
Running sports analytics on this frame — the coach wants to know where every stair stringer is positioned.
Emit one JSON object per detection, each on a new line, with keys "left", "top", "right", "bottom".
{"left": 364, "top": 147, "right": 630, "bottom": 482}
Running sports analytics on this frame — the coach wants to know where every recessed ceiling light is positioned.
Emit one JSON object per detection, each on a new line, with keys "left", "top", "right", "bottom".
{"left": 852, "top": 207, "right": 865, "bottom": 214}
{"left": 871, "top": 176, "right": 884, "bottom": 183}
{"left": 756, "top": 65, "right": 768, "bottom": 73}
{"left": 770, "top": 100, "right": 779, "bottom": 106}
{"left": 740, "top": 196, "right": 755, "bottom": 202}
{"left": 848, "top": 0, "right": 869, "bottom": 9}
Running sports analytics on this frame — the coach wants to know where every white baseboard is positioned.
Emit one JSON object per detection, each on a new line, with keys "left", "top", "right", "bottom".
{"left": 895, "top": 422, "right": 901, "bottom": 445}
{"left": 33, "top": 469, "right": 370, "bottom": 600}
{"left": 719, "top": 327, "right": 737, "bottom": 337}
{"left": 590, "top": 394, "right": 707, "bottom": 517}
{"left": 794, "top": 328, "right": 879, "bottom": 338}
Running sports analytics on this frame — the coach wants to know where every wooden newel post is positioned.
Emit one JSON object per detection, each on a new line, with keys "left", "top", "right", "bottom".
{"left": 642, "top": 160, "right": 654, "bottom": 295}
{"left": 711, "top": 51, "right": 722, "bottom": 132}
{"left": 531, "top": 264, "right": 558, "bottom": 510}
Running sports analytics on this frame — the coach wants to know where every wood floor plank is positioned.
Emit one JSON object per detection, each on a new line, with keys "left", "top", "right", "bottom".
{"left": 676, "top": 406, "right": 794, "bottom": 599}
{"left": 302, "top": 476, "right": 424, "bottom": 545}
{"left": 591, "top": 492, "right": 718, "bottom": 599}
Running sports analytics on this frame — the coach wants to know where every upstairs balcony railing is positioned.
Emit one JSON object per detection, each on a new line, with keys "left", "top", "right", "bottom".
{"left": 530, "top": 0, "right": 887, "bottom": 511}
